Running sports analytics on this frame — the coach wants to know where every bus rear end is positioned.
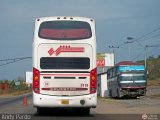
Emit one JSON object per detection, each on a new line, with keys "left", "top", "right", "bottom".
{"left": 119, "top": 72, "right": 147, "bottom": 97}
{"left": 32, "top": 16, "right": 97, "bottom": 114}
{"left": 118, "top": 64, "right": 147, "bottom": 98}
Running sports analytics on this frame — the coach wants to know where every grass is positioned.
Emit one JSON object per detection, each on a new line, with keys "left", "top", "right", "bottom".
{"left": 0, "top": 89, "right": 32, "bottom": 98}
{"left": 147, "top": 79, "right": 160, "bottom": 86}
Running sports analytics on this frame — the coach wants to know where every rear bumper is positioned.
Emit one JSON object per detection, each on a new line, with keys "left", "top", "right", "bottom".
{"left": 33, "top": 92, "right": 97, "bottom": 108}
{"left": 120, "top": 87, "right": 146, "bottom": 96}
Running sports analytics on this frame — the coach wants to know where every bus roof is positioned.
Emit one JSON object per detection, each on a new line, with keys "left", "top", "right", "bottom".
{"left": 36, "top": 16, "right": 94, "bottom": 22}
{"left": 116, "top": 61, "right": 144, "bottom": 66}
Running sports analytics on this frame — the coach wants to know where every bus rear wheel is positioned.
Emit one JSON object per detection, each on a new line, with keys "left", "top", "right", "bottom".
{"left": 78, "top": 107, "right": 90, "bottom": 115}
{"left": 117, "top": 89, "right": 122, "bottom": 98}
{"left": 37, "top": 107, "right": 45, "bottom": 115}
{"left": 109, "top": 89, "right": 112, "bottom": 97}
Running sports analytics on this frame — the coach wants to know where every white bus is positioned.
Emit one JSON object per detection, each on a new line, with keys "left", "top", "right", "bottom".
{"left": 32, "top": 16, "right": 97, "bottom": 114}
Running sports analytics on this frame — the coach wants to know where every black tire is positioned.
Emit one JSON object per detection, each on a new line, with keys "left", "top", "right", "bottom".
{"left": 109, "top": 89, "right": 112, "bottom": 97}
{"left": 37, "top": 107, "right": 44, "bottom": 115}
{"left": 83, "top": 108, "right": 90, "bottom": 115}
{"left": 117, "top": 89, "right": 121, "bottom": 98}
{"left": 78, "top": 107, "right": 90, "bottom": 115}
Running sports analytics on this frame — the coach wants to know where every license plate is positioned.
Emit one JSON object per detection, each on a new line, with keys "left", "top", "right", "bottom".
{"left": 61, "top": 100, "right": 69, "bottom": 105}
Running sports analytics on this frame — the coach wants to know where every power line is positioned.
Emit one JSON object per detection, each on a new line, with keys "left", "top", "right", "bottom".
{"left": 117, "top": 26, "right": 160, "bottom": 48}
{"left": 0, "top": 57, "right": 32, "bottom": 67}
{"left": 0, "top": 59, "right": 23, "bottom": 67}
{"left": 131, "top": 49, "right": 145, "bottom": 61}
{"left": 131, "top": 45, "right": 160, "bottom": 61}
{"left": 0, "top": 57, "right": 32, "bottom": 61}
{"left": 139, "top": 33, "right": 160, "bottom": 42}
{"left": 135, "top": 27, "right": 160, "bottom": 41}
{"left": 145, "top": 45, "right": 160, "bottom": 56}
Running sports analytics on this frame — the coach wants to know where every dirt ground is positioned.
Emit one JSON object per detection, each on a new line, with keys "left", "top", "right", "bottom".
{"left": 148, "top": 79, "right": 160, "bottom": 87}
{"left": 93, "top": 85, "right": 160, "bottom": 114}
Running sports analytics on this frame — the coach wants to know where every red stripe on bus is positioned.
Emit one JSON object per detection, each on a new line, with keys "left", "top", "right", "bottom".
{"left": 40, "top": 74, "right": 90, "bottom": 76}
{"left": 41, "top": 87, "right": 88, "bottom": 91}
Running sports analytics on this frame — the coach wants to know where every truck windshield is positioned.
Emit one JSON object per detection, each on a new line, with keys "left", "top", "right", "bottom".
{"left": 120, "top": 74, "right": 145, "bottom": 81}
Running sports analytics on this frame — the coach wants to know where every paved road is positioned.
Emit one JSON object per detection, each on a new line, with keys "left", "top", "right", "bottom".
{"left": 0, "top": 94, "right": 141, "bottom": 120}
{"left": 0, "top": 86, "right": 160, "bottom": 120}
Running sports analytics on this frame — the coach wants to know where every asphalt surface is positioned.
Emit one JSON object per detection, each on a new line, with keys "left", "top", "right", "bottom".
{"left": 0, "top": 93, "right": 141, "bottom": 120}
{"left": 0, "top": 93, "right": 32, "bottom": 106}
{"left": 0, "top": 86, "right": 160, "bottom": 120}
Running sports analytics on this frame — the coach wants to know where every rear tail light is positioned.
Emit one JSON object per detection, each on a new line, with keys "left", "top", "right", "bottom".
{"left": 90, "top": 68, "right": 97, "bottom": 94}
{"left": 33, "top": 67, "right": 40, "bottom": 94}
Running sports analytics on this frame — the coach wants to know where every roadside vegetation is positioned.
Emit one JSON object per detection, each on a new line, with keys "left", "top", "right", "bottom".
{"left": 0, "top": 77, "right": 31, "bottom": 97}
{"left": 1, "top": 55, "right": 160, "bottom": 97}
{"left": 138, "top": 55, "right": 160, "bottom": 86}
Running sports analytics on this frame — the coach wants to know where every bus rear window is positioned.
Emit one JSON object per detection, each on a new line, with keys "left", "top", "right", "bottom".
{"left": 38, "top": 21, "right": 92, "bottom": 40}
{"left": 40, "top": 57, "right": 90, "bottom": 69}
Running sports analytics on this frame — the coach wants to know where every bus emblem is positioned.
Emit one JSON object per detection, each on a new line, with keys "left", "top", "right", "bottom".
{"left": 48, "top": 48, "right": 54, "bottom": 56}
{"left": 48, "top": 45, "right": 84, "bottom": 56}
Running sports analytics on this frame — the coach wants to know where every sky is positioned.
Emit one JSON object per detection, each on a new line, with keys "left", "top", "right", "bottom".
{"left": 0, "top": 0, "right": 160, "bottom": 80}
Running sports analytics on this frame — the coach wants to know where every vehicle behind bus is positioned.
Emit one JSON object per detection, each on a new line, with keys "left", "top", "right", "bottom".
{"left": 32, "top": 16, "right": 97, "bottom": 114}
{"left": 107, "top": 61, "right": 147, "bottom": 98}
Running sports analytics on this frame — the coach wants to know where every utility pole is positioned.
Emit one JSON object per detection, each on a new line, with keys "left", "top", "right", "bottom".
{"left": 108, "top": 45, "right": 119, "bottom": 65}
{"left": 124, "top": 37, "right": 134, "bottom": 61}
{"left": 126, "top": 36, "right": 160, "bottom": 69}
{"left": 144, "top": 45, "right": 159, "bottom": 69}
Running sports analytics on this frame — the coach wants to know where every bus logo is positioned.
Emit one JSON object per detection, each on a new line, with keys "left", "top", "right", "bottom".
{"left": 48, "top": 45, "right": 84, "bottom": 56}
{"left": 48, "top": 48, "right": 54, "bottom": 56}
